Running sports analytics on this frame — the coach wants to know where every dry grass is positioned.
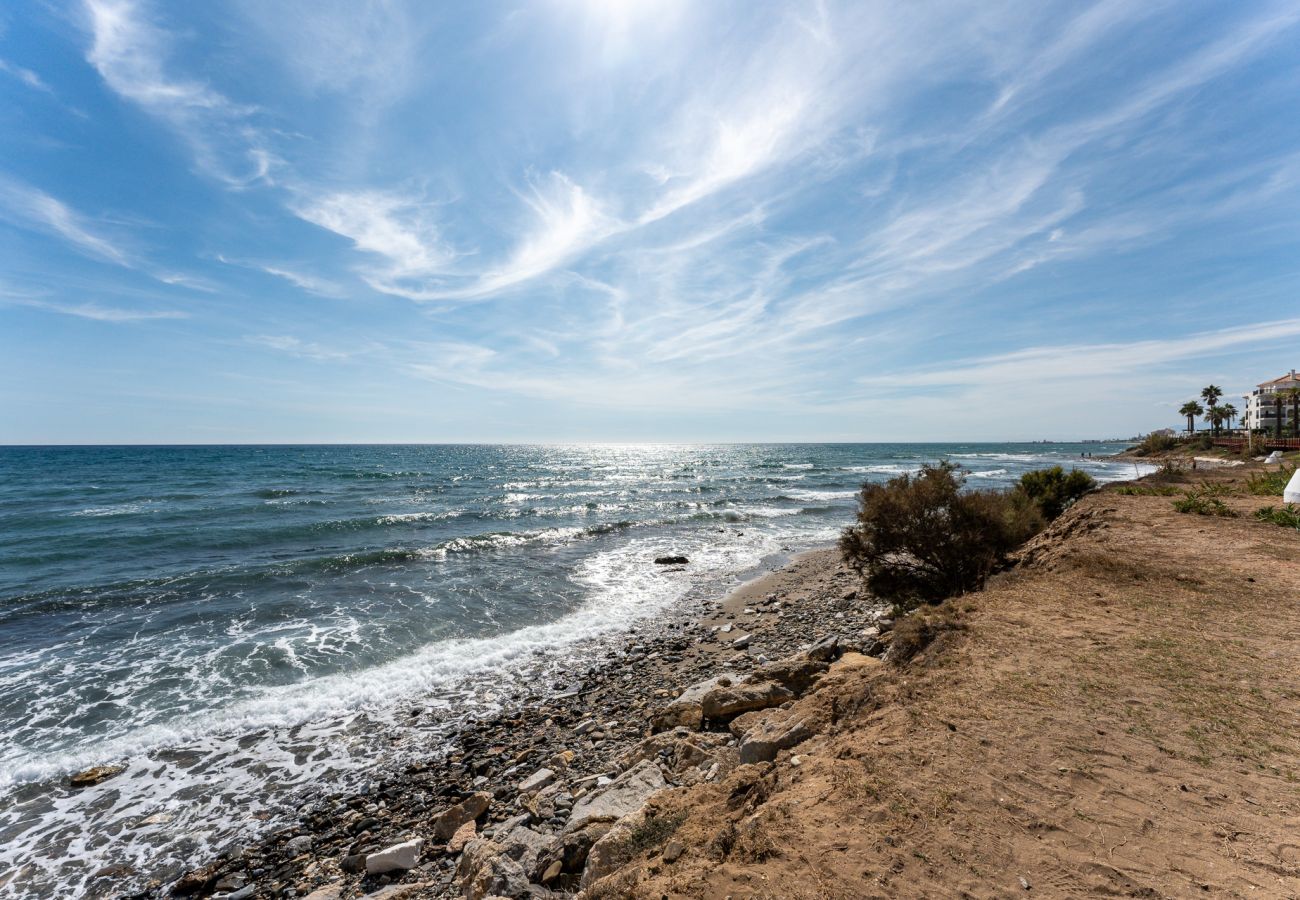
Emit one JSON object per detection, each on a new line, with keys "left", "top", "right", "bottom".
{"left": 590, "top": 463, "right": 1300, "bottom": 899}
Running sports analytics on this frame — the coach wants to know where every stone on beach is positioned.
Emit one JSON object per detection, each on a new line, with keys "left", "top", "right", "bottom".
{"left": 700, "top": 680, "right": 794, "bottom": 723}
{"left": 566, "top": 759, "right": 667, "bottom": 832}
{"left": 736, "top": 708, "right": 812, "bottom": 765}
{"left": 654, "top": 555, "right": 689, "bottom": 565}
{"left": 364, "top": 837, "right": 423, "bottom": 874}
{"left": 649, "top": 673, "right": 737, "bottom": 732}
{"left": 447, "top": 819, "right": 477, "bottom": 853}
{"left": 69, "top": 763, "right": 126, "bottom": 788}
{"left": 745, "top": 655, "right": 828, "bottom": 695}
{"left": 432, "top": 790, "right": 492, "bottom": 840}
{"left": 517, "top": 767, "right": 556, "bottom": 793}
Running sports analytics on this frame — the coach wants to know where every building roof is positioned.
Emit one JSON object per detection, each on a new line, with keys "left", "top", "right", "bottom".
{"left": 1258, "top": 369, "right": 1300, "bottom": 388}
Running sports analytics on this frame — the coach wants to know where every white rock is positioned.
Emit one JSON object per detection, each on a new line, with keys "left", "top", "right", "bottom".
{"left": 365, "top": 838, "right": 423, "bottom": 874}
{"left": 1285, "top": 468, "right": 1300, "bottom": 503}
{"left": 518, "top": 767, "right": 556, "bottom": 793}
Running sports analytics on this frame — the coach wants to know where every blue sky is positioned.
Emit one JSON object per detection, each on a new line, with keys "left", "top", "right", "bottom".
{"left": 1, "top": 0, "right": 1298, "bottom": 443}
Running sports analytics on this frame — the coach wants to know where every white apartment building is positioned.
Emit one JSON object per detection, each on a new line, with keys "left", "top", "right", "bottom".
{"left": 1244, "top": 369, "right": 1300, "bottom": 432}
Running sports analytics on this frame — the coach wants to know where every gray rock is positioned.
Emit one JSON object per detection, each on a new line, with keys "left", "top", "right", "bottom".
{"left": 285, "top": 835, "right": 312, "bottom": 856}
{"left": 737, "top": 710, "right": 811, "bottom": 764}
{"left": 457, "top": 838, "right": 532, "bottom": 900}
{"left": 494, "top": 822, "right": 552, "bottom": 875}
{"left": 531, "top": 822, "right": 613, "bottom": 881}
{"left": 806, "top": 635, "right": 841, "bottom": 661}
{"left": 700, "top": 680, "right": 794, "bottom": 722}
{"left": 566, "top": 760, "right": 667, "bottom": 832}
{"left": 649, "top": 673, "right": 737, "bottom": 732}
{"left": 745, "top": 656, "right": 828, "bottom": 695}
{"left": 365, "top": 838, "right": 423, "bottom": 874}
{"left": 518, "top": 767, "right": 556, "bottom": 794}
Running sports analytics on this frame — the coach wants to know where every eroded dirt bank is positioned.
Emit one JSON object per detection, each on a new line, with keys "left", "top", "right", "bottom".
{"left": 586, "top": 464, "right": 1300, "bottom": 898}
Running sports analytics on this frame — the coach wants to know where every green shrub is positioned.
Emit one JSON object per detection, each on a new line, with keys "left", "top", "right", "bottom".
{"left": 1018, "top": 466, "right": 1097, "bottom": 520}
{"left": 1255, "top": 504, "right": 1300, "bottom": 529}
{"left": 1246, "top": 465, "right": 1296, "bottom": 497}
{"left": 1172, "top": 486, "right": 1237, "bottom": 517}
{"left": 840, "top": 462, "right": 1044, "bottom": 614}
{"left": 1133, "top": 433, "right": 1179, "bottom": 456}
{"left": 1113, "top": 485, "right": 1179, "bottom": 496}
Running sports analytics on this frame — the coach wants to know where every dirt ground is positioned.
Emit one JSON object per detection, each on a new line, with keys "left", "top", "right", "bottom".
{"left": 587, "top": 464, "right": 1300, "bottom": 899}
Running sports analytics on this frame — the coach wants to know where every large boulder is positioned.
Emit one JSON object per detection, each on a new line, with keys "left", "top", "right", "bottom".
{"left": 616, "top": 728, "right": 730, "bottom": 776}
{"left": 700, "top": 680, "right": 793, "bottom": 723}
{"left": 806, "top": 635, "right": 841, "bottom": 662}
{"left": 578, "top": 814, "right": 640, "bottom": 890}
{"left": 433, "top": 791, "right": 493, "bottom": 841}
{"left": 744, "top": 656, "right": 828, "bottom": 695}
{"left": 365, "top": 838, "right": 423, "bottom": 874}
{"left": 649, "top": 673, "right": 737, "bottom": 732}
{"left": 566, "top": 760, "right": 666, "bottom": 833}
{"left": 531, "top": 822, "right": 613, "bottom": 883}
{"left": 736, "top": 709, "right": 811, "bottom": 765}
{"left": 457, "top": 839, "right": 531, "bottom": 900}
{"left": 493, "top": 821, "right": 552, "bottom": 876}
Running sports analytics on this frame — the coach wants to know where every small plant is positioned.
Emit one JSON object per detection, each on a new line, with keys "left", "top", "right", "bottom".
{"left": 889, "top": 603, "right": 965, "bottom": 664}
{"left": 1159, "top": 459, "right": 1185, "bottom": 476}
{"left": 1113, "top": 485, "right": 1179, "bottom": 496}
{"left": 1246, "top": 465, "right": 1297, "bottom": 497}
{"left": 840, "top": 462, "right": 1043, "bottom": 614}
{"left": 1255, "top": 505, "right": 1300, "bottom": 529}
{"left": 1172, "top": 486, "right": 1237, "bottom": 517}
{"left": 1133, "top": 433, "right": 1179, "bottom": 456}
{"left": 1018, "top": 466, "right": 1097, "bottom": 520}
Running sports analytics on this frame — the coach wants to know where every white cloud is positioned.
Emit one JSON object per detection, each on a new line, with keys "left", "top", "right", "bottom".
{"left": 216, "top": 255, "right": 345, "bottom": 298}
{"left": 9, "top": 298, "right": 187, "bottom": 322}
{"left": 0, "top": 58, "right": 53, "bottom": 93}
{"left": 245, "top": 334, "right": 353, "bottom": 361}
{"left": 857, "top": 318, "right": 1300, "bottom": 393}
{"left": 291, "top": 188, "right": 455, "bottom": 293}
{"left": 83, "top": 0, "right": 272, "bottom": 185}
{"left": 0, "top": 179, "right": 131, "bottom": 266}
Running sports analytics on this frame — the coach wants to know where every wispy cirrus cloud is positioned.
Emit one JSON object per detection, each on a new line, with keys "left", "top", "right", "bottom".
{"left": 857, "top": 318, "right": 1300, "bottom": 393}
{"left": 3, "top": 294, "right": 187, "bottom": 322}
{"left": 216, "top": 255, "right": 345, "bottom": 298}
{"left": 0, "top": 178, "right": 131, "bottom": 266}
{"left": 244, "top": 334, "right": 354, "bottom": 361}
{"left": 82, "top": 0, "right": 272, "bottom": 186}
{"left": 0, "top": 58, "right": 53, "bottom": 93}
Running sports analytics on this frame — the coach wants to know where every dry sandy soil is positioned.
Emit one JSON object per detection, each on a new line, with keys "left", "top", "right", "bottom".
{"left": 585, "top": 464, "right": 1300, "bottom": 899}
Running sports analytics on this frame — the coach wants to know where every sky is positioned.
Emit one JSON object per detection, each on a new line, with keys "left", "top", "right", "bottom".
{"left": 1, "top": 0, "right": 1298, "bottom": 443}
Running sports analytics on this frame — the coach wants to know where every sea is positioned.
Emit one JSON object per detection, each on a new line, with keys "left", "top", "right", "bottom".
{"left": 0, "top": 443, "right": 1152, "bottom": 895}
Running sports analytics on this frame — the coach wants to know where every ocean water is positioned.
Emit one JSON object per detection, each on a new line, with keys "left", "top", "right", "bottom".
{"left": 0, "top": 443, "right": 1149, "bottom": 895}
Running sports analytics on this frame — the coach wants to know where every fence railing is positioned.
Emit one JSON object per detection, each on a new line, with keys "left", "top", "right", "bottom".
{"left": 1212, "top": 437, "right": 1300, "bottom": 451}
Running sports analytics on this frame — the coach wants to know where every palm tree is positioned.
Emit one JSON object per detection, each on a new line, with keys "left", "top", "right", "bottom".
{"left": 1201, "top": 385, "right": 1222, "bottom": 413}
{"left": 1285, "top": 387, "right": 1300, "bottom": 438}
{"left": 1222, "top": 403, "right": 1238, "bottom": 432}
{"left": 1206, "top": 405, "right": 1227, "bottom": 437}
{"left": 1276, "top": 393, "right": 1286, "bottom": 438}
{"left": 1179, "top": 401, "right": 1203, "bottom": 434}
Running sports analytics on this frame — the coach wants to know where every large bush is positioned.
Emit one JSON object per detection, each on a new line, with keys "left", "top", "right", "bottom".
{"left": 1133, "top": 432, "right": 1179, "bottom": 456}
{"left": 1018, "top": 466, "right": 1096, "bottom": 520}
{"left": 839, "top": 462, "right": 1043, "bottom": 613}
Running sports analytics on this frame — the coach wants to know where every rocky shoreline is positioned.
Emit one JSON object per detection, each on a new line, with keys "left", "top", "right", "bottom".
{"left": 106, "top": 547, "right": 886, "bottom": 900}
